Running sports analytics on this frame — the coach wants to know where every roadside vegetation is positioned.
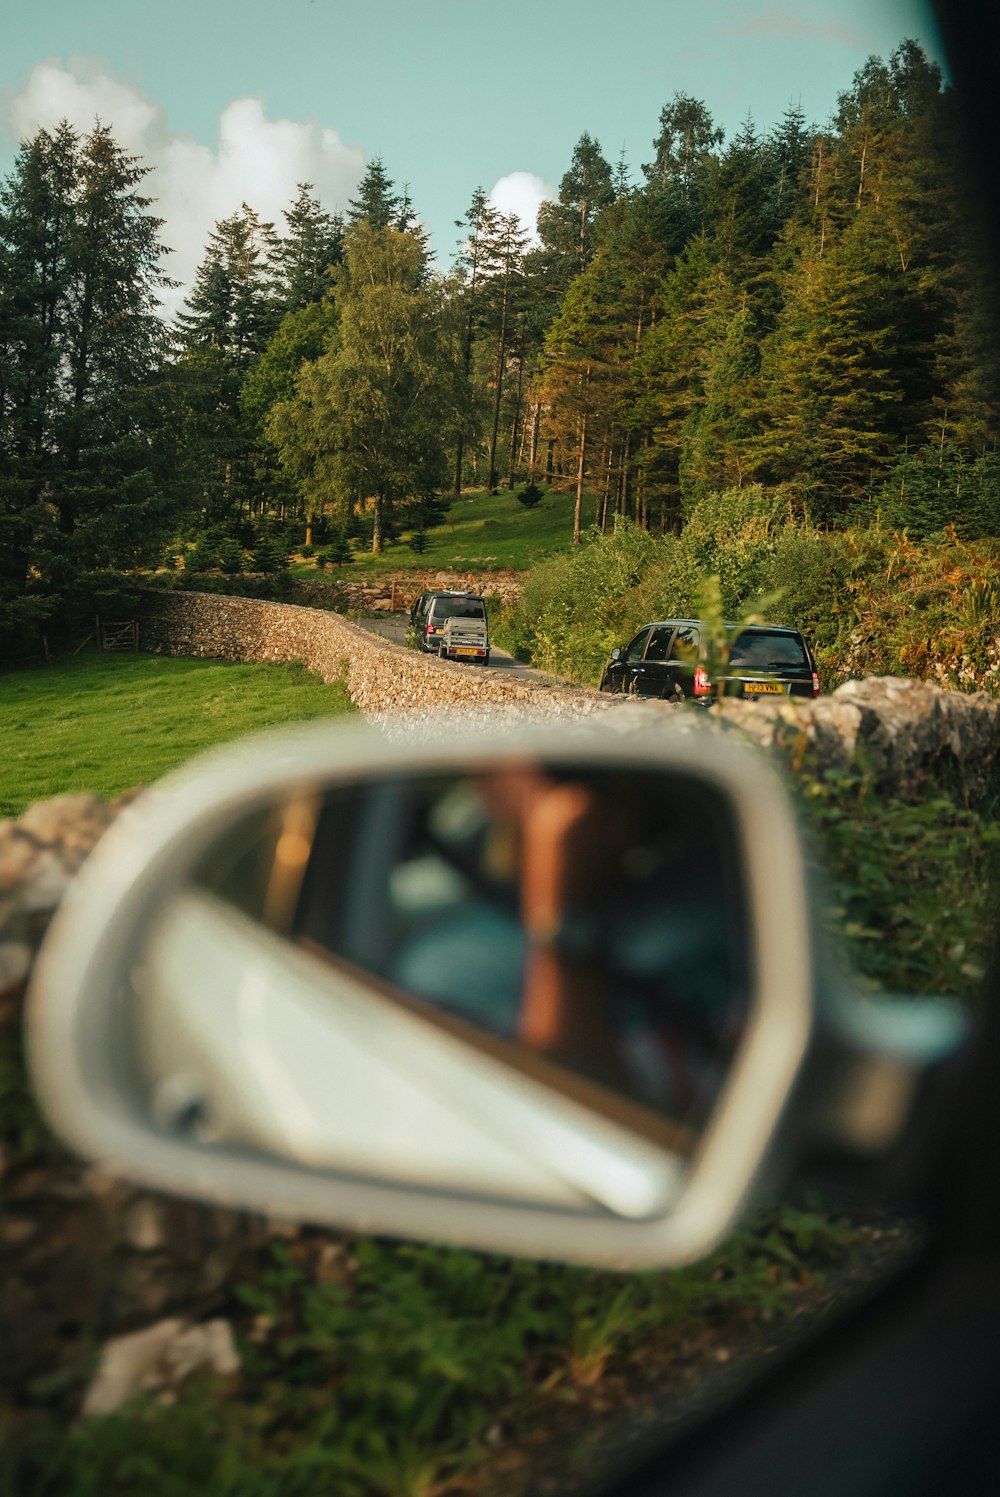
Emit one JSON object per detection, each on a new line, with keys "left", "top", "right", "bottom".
{"left": 490, "top": 492, "right": 1000, "bottom": 694}
{"left": 4, "top": 1209, "right": 867, "bottom": 1497}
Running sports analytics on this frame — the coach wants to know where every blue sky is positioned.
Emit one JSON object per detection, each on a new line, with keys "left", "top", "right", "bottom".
{"left": 1, "top": 1, "right": 943, "bottom": 311}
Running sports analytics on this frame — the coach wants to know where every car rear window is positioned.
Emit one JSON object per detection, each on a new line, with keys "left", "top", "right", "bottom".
{"left": 432, "top": 599, "right": 486, "bottom": 620}
{"left": 728, "top": 630, "right": 810, "bottom": 671}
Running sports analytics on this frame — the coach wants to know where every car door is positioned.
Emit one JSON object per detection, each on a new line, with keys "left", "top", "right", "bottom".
{"left": 616, "top": 627, "right": 654, "bottom": 693}
{"left": 628, "top": 625, "right": 676, "bottom": 697}
{"left": 661, "top": 625, "right": 700, "bottom": 700}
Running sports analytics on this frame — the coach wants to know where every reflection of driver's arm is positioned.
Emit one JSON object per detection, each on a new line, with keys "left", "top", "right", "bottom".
{"left": 517, "top": 786, "right": 628, "bottom": 1087}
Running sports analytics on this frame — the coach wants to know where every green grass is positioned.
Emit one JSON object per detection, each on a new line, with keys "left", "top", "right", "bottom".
{"left": 0, "top": 652, "right": 354, "bottom": 817}
{"left": 4, "top": 1206, "right": 866, "bottom": 1497}
{"left": 294, "top": 487, "right": 581, "bottom": 578}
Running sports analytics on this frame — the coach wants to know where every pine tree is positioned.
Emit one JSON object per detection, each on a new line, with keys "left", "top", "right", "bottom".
{"left": 536, "top": 132, "right": 615, "bottom": 278}
{"left": 177, "top": 204, "right": 279, "bottom": 369}
{"left": 642, "top": 94, "right": 724, "bottom": 254}
{"left": 451, "top": 187, "right": 500, "bottom": 498}
{"left": 347, "top": 158, "right": 401, "bottom": 231}
{"left": 480, "top": 213, "right": 529, "bottom": 492}
{"left": 270, "top": 183, "right": 342, "bottom": 314}
{"left": 0, "top": 121, "right": 175, "bottom": 652}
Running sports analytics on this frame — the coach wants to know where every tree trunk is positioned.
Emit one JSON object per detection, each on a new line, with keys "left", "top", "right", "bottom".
{"left": 594, "top": 440, "right": 606, "bottom": 526}
{"left": 453, "top": 432, "right": 465, "bottom": 502}
{"left": 487, "top": 277, "right": 510, "bottom": 493}
{"left": 507, "top": 340, "right": 525, "bottom": 489}
{"left": 574, "top": 412, "right": 588, "bottom": 544}
{"left": 372, "top": 493, "right": 384, "bottom": 555}
{"left": 600, "top": 442, "right": 613, "bottom": 531}
{"left": 528, "top": 402, "right": 540, "bottom": 478}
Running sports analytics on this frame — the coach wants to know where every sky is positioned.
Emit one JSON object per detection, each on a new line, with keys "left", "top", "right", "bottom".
{"left": 1, "top": 1, "right": 944, "bottom": 316}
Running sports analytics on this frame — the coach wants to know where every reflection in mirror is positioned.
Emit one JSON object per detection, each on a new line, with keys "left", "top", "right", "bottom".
{"left": 202, "top": 764, "right": 748, "bottom": 1122}
{"left": 128, "top": 762, "right": 751, "bottom": 1216}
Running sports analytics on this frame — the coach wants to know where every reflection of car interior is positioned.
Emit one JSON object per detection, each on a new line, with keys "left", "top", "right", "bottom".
{"left": 290, "top": 769, "right": 751, "bottom": 1126}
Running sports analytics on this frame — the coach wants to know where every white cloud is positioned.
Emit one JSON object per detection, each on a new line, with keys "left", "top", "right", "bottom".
{"left": 7, "top": 57, "right": 163, "bottom": 153}
{"left": 487, "top": 171, "right": 556, "bottom": 245}
{"left": 3, "top": 58, "right": 367, "bottom": 317}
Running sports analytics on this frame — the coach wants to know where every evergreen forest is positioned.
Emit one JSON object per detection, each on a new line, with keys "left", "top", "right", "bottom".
{"left": 1, "top": 40, "right": 998, "bottom": 664}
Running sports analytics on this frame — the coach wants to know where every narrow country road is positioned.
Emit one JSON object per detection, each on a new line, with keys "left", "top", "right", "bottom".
{"left": 357, "top": 614, "right": 546, "bottom": 676}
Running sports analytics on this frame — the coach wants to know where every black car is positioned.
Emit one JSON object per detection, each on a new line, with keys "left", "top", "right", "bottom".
{"left": 599, "top": 618, "right": 820, "bottom": 703}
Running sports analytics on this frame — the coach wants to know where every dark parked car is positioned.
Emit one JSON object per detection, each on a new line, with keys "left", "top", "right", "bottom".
{"left": 599, "top": 618, "right": 820, "bottom": 703}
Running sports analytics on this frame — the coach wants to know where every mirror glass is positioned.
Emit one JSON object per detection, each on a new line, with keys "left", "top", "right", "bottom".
{"left": 127, "top": 761, "right": 752, "bottom": 1216}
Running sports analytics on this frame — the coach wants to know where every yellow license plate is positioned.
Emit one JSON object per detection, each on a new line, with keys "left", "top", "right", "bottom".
{"left": 455, "top": 647, "right": 479, "bottom": 655}
{"left": 744, "top": 681, "right": 783, "bottom": 695}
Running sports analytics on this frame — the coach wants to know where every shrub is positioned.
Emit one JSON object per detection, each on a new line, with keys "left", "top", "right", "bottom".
{"left": 185, "top": 537, "right": 220, "bottom": 572}
{"left": 216, "top": 537, "right": 245, "bottom": 575}
{"left": 497, "top": 488, "right": 1000, "bottom": 695}
{"left": 317, "top": 531, "right": 355, "bottom": 566}
{"left": 251, "top": 532, "right": 290, "bottom": 575}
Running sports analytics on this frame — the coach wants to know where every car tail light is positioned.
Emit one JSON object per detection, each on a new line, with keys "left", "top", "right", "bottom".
{"left": 812, "top": 672, "right": 820, "bottom": 697}
{"left": 693, "top": 666, "right": 711, "bottom": 696}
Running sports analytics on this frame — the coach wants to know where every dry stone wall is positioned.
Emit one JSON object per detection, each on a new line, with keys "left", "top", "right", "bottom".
{"left": 139, "top": 589, "right": 610, "bottom": 730}
{"left": 138, "top": 590, "right": 1000, "bottom": 801}
{"left": 294, "top": 568, "right": 524, "bottom": 613}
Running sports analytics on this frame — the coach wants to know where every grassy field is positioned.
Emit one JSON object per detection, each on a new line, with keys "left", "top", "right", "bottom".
{"left": 0, "top": 652, "right": 353, "bottom": 817}
{"left": 293, "top": 486, "right": 581, "bottom": 578}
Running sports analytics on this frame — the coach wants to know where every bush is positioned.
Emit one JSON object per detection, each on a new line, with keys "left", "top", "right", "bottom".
{"left": 251, "top": 532, "right": 291, "bottom": 574}
{"left": 516, "top": 481, "right": 545, "bottom": 509}
{"left": 216, "top": 537, "right": 245, "bottom": 575}
{"left": 167, "top": 571, "right": 295, "bottom": 602}
{"left": 185, "top": 537, "right": 220, "bottom": 572}
{"left": 317, "top": 531, "right": 355, "bottom": 566}
{"left": 496, "top": 488, "right": 1000, "bottom": 694}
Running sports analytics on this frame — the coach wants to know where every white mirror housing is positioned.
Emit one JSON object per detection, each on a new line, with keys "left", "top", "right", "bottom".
{"left": 26, "top": 717, "right": 825, "bottom": 1268}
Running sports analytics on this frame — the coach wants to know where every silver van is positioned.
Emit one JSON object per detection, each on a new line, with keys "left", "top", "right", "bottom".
{"left": 420, "top": 593, "right": 488, "bottom": 656}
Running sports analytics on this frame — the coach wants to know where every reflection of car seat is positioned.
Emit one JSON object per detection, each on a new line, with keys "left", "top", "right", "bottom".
{"left": 392, "top": 902, "right": 525, "bottom": 1034}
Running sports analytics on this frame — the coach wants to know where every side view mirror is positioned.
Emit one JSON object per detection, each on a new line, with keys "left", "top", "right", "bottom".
{"left": 26, "top": 718, "right": 965, "bottom": 1268}
{"left": 609, "top": 646, "right": 623, "bottom": 662}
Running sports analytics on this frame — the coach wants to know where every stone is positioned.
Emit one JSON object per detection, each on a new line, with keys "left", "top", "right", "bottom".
{"left": 81, "top": 1317, "right": 240, "bottom": 1417}
{"left": 17, "top": 794, "right": 116, "bottom": 870}
{"left": 1, "top": 1216, "right": 38, "bottom": 1246}
{"left": 124, "top": 1200, "right": 167, "bottom": 1251}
